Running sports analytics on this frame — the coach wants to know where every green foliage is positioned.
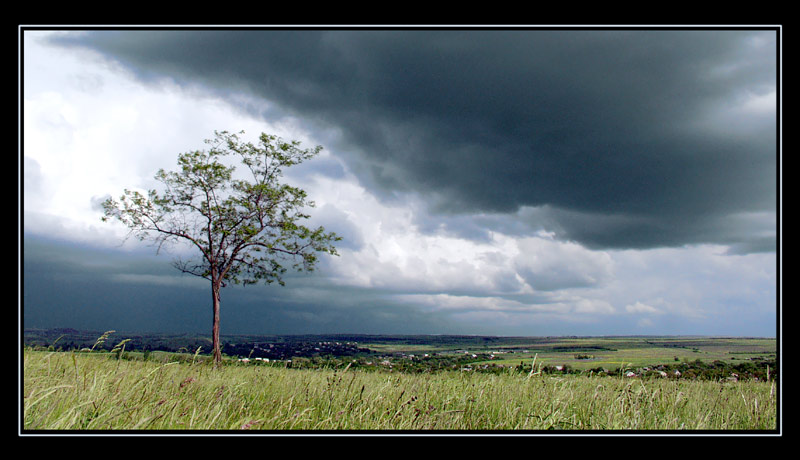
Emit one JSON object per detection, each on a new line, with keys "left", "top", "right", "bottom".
{"left": 101, "top": 130, "right": 341, "bottom": 287}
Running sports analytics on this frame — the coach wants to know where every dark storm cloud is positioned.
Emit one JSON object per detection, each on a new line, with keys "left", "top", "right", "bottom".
{"left": 23, "top": 235, "right": 457, "bottom": 335}
{"left": 50, "top": 28, "right": 778, "bottom": 251}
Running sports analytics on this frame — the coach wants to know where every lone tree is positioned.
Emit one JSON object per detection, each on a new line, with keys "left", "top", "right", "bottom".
{"left": 101, "top": 130, "right": 340, "bottom": 365}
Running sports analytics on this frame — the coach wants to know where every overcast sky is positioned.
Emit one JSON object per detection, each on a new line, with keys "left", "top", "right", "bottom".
{"left": 21, "top": 27, "right": 780, "bottom": 337}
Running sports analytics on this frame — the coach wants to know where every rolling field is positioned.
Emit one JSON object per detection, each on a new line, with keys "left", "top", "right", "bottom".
{"left": 22, "top": 345, "right": 778, "bottom": 432}
{"left": 359, "top": 336, "right": 776, "bottom": 371}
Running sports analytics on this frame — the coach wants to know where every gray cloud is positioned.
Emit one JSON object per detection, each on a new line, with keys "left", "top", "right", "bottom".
{"left": 306, "top": 203, "right": 365, "bottom": 251}
{"left": 50, "top": 29, "right": 778, "bottom": 252}
{"left": 22, "top": 235, "right": 460, "bottom": 335}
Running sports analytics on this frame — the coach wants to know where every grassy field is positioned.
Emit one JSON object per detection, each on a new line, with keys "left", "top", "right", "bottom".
{"left": 21, "top": 349, "right": 777, "bottom": 431}
{"left": 358, "top": 336, "right": 776, "bottom": 372}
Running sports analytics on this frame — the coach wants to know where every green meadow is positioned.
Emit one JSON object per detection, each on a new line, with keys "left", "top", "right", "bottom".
{"left": 354, "top": 336, "right": 776, "bottom": 375}
{"left": 469, "top": 337, "right": 776, "bottom": 371}
{"left": 22, "top": 342, "right": 777, "bottom": 431}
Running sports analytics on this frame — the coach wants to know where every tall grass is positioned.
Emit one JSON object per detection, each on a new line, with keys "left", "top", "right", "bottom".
{"left": 22, "top": 349, "right": 777, "bottom": 431}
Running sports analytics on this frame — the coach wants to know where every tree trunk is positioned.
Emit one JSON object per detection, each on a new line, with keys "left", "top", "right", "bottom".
{"left": 211, "top": 280, "right": 222, "bottom": 365}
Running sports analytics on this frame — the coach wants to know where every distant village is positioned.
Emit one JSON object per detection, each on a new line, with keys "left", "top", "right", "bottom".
{"left": 223, "top": 340, "right": 370, "bottom": 361}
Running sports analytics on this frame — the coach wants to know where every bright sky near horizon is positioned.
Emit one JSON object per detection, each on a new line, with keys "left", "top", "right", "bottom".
{"left": 21, "top": 27, "right": 779, "bottom": 337}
